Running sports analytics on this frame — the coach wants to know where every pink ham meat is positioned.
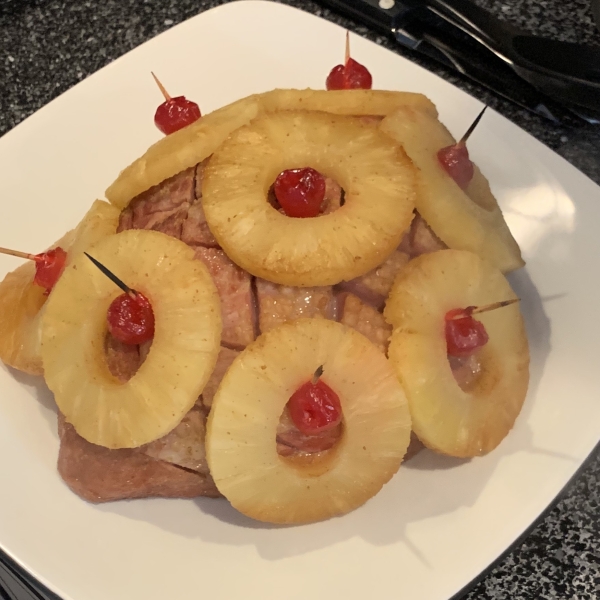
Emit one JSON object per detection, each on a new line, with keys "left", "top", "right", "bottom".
{"left": 181, "top": 161, "right": 218, "bottom": 247}
{"left": 143, "top": 405, "right": 211, "bottom": 474}
{"left": 58, "top": 414, "right": 219, "bottom": 503}
{"left": 276, "top": 407, "right": 342, "bottom": 457}
{"left": 193, "top": 247, "right": 256, "bottom": 348}
{"left": 409, "top": 212, "right": 447, "bottom": 257}
{"left": 118, "top": 167, "right": 195, "bottom": 238}
{"left": 339, "top": 293, "right": 392, "bottom": 353}
{"left": 201, "top": 346, "right": 239, "bottom": 409}
{"left": 338, "top": 249, "right": 410, "bottom": 311}
{"left": 256, "top": 279, "right": 336, "bottom": 334}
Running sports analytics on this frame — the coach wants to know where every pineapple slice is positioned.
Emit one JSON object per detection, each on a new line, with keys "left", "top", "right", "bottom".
{"left": 105, "top": 89, "right": 435, "bottom": 211}
{"left": 0, "top": 200, "right": 120, "bottom": 375}
{"left": 385, "top": 249, "right": 529, "bottom": 457}
{"left": 258, "top": 88, "right": 437, "bottom": 118}
{"left": 105, "top": 96, "right": 262, "bottom": 210}
{"left": 206, "top": 318, "right": 411, "bottom": 524}
{"left": 202, "top": 111, "right": 416, "bottom": 287}
{"left": 41, "top": 230, "right": 222, "bottom": 449}
{"left": 379, "top": 107, "right": 524, "bottom": 273}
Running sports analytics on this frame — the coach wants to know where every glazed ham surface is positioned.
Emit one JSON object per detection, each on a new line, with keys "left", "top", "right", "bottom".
{"left": 60, "top": 163, "right": 448, "bottom": 502}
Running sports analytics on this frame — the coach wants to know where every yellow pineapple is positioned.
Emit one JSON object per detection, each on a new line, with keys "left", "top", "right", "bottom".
{"left": 202, "top": 111, "right": 417, "bottom": 287}
{"left": 41, "top": 230, "right": 222, "bottom": 449}
{"left": 385, "top": 249, "right": 529, "bottom": 457}
{"left": 0, "top": 200, "right": 120, "bottom": 375}
{"left": 258, "top": 88, "right": 437, "bottom": 118}
{"left": 105, "top": 96, "right": 262, "bottom": 209}
{"left": 206, "top": 318, "right": 411, "bottom": 524}
{"left": 379, "top": 107, "right": 524, "bottom": 273}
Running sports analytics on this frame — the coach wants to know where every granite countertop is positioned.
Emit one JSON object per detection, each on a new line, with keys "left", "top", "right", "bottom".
{"left": 0, "top": 0, "right": 599, "bottom": 599}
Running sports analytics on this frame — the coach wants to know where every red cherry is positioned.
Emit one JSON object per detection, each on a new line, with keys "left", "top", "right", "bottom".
{"left": 287, "top": 378, "right": 342, "bottom": 435}
{"left": 326, "top": 32, "right": 373, "bottom": 90}
{"left": 326, "top": 58, "right": 372, "bottom": 90}
{"left": 107, "top": 292, "right": 155, "bottom": 345}
{"left": 437, "top": 143, "right": 474, "bottom": 190}
{"left": 445, "top": 308, "right": 489, "bottom": 357}
{"left": 273, "top": 168, "right": 326, "bottom": 218}
{"left": 33, "top": 247, "right": 67, "bottom": 293}
{"left": 154, "top": 96, "right": 201, "bottom": 135}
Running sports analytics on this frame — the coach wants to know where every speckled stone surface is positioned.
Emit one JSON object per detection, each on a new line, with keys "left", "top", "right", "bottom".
{"left": 0, "top": 1, "right": 599, "bottom": 599}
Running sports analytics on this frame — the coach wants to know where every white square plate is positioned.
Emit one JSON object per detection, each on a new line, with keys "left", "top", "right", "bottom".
{"left": 0, "top": 2, "right": 599, "bottom": 599}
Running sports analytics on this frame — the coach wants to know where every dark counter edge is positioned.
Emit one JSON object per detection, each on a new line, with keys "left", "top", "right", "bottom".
{"left": 0, "top": 438, "right": 598, "bottom": 600}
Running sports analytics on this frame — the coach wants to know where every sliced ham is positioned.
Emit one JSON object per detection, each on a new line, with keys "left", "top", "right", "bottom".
{"left": 338, "top": 249, "right": 410, "bottom": 310}
{"left": 256, "top": 279, "right": 335, "bottom": 334}
{"left": 339, "top": 293, "right": 392, "bottom": 353}
{"left": 276, "top": 406, "right": 341, "bottom": 457}
{"left": 194, "top": 247, "right": 256, "bottom": 348}
{"left": 201, "top": 346, "right": 239, "bottom": 408}
{"left": 57, "top": 414, "right": 219, "bottom": 503}
{"left": 142, "top": 406, "right": 210, "bottom": 474}
{"left": 182, "top": 161, "right": 218, "bottom": 247}
{"left": 119, "top": 167, "right": 195, "bottom": 238}
{"left": 104, "top": 335, "right": 141, "bottom": 382}
{"left": 410, "top": 212, "right": 446, "bottom": 257}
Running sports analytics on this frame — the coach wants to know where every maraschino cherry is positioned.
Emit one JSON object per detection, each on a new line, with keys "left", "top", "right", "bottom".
{"left": 85, "top": 253, "right": 155, "bottom": 345}
{"left": 152, "top": 72, "right": 201, "bottom": 135}
{"left": 273, "top": 167, "right": 326, "bottom": 218}
{"left": 287, "top": 365, "right": 342, "bottom": 435}
{"left": 445, "top": 298, "right": 518, "bottom": 357}
{"left": 326, "top": 32, "right": 372, "bottom": 90}
{"left": 0, "top": 245, "right": 67, "bottom": 294}
{"left": 437, "top": 106, "right": 487, "bottom": 190}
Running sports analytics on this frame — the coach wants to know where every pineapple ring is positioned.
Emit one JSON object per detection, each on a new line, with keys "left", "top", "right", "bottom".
{"left": 105, "top": 89, "right": 435, "bottom": 210}
{"left": 41, "top": 230, "right": 222, "bottom": 449}
{"left": 0, "top": 200, "right": 120, "bottom": 376}
{"left": 385, "top": 249, "right": 530, "bottom": 457}
{"left": 206, "top": 318, "right": 411, "bottom": 524}
{"left": 202, "top": 111, "right": 417, "bottom": 287}
{"left": 379, "top": 107, "right": 524, "bottom": 273}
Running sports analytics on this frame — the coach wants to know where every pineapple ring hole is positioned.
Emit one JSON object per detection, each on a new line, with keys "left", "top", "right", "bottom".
{"left": 275, "top": 403, "right": 345, "bottom": 467}
{"left": 266, "top": 176, "right": 345, "bottom": 215}
{"left": 103, "top": 331, "right": 153, "bottom": 384}
{"left": 448, "top": 352, "right": 483, "bottom": 392}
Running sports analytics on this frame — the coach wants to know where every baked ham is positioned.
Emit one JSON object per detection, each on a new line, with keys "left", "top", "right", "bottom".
{"left": 59, "top": 163, "right": 447, "bottom": 502}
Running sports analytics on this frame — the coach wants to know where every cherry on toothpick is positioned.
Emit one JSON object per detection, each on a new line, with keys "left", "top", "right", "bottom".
{"left": 152, "top": 72, "right": 201, "bottom": 135}
{"left": 273, "top": 167, "right": 326, "bottom": 218}
{"left": 437, "top": 106, "right": 487, "bottom": 190}
{"left": 85, "top": 253, "right": 155, "bottom": 345}
{"left": 444, "top": 298, "right": 519, "bottom": 357}
{"left": 0, "top": 245, "right": 67, "bottom": 293}
{"left": 287, "top": 365, "right": 342, "bottom": 435}
{"left": 326, "top": 32, "right": 372, "bottom": 90}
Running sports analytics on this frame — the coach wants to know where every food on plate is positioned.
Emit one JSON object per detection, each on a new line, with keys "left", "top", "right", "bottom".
{"left": 0, "top": 200, "right": 119, "bottom": 375}
{"left": 0, "top": 72, "right": 529, "bottom": 520}
{"left": 202, "top": 110, "right": 416, "bottom": 286}
{"left": 385, "top": 249, "right": 530, "bottom": 457}
{"left": 106, "top": 95, "right": 262, "bottom": 210}
{"left": 206, "top": 318, "right": 411, "bottom": 524}
{"left": 151, "top": 72, "right": 202, "bottom": 135}
{"left": 436, "top": 106, "right": 487, "bottom": 190}
{"left": 41, "top": 229, "right": 222, "bottom": 449}
{"left": 326, "top": 31, "right": 373, "bottom": 90}
{"left": 379, "top": 106, "right": 524, "bottom": 273}
{"left": 105, "top": 89, "right": 436, "bottom": 210}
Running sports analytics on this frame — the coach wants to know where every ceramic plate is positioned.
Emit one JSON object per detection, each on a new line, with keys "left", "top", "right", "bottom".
{"left": 0, "top": 2, "right": 598, "bottom": 599}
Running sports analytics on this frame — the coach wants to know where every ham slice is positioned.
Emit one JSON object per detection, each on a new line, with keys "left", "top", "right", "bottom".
{"left": 339, "top": 293, "right": 392, "bottom": 353}
{"left": 57, "top": 414, "right": 219, "bottom": 503}
{"left": 194, "top": 247, "right": 256, "bottom": 348}
{"left": 256, "top": 279, "right": 336, "bottom": 334}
